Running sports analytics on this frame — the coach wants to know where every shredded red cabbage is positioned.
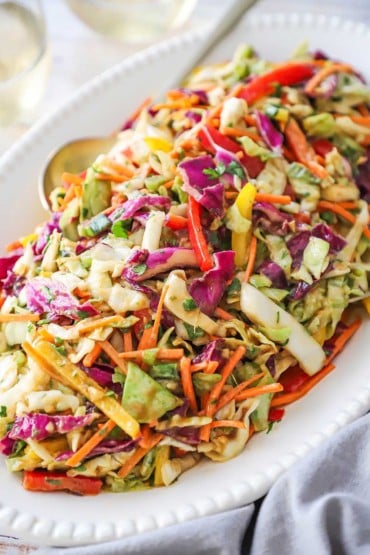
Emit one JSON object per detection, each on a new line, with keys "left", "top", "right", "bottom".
{"left": 188, "top": 251, "right": 235, "bottom": 315}
{"left": 287, "top": 231, "right": 311, "bottom": 269}
{"left": 110, "top": 195, "right": 171, "bottom": 222}
{"left": 0, "top": 434, "right": 15, "bottom": 456}
{"left": 253, "top": 202, "right": 293, "bottom": 236}
{"left": 179, "top": 155, "right": 224, "bottom": 216}
{"left": 9, "top": 413, "right": 97, "bottom": 441}
{"left": 356, "top": 148, "right": 370, "bottom": 202}
{"left": 122, "top": 247, "right": 198, "bottom": 282}
{"left": 258, "top": 260, "right": 288, "bottom": 289}
{"left": 34, "top": 213, "right": 61, "bottom": 255}
{"left": 255, "top": 111, "right": 283, "bottom": 153}
{"left": 24, "top": 277, "right": 98, "bottom": 321}
{"left": 192, "top": 340, "right": 224, "bottom": 365}
{"left": 312, "top": 223, "right": 346, "bottom": 253}
{"left": 0, "top": 252, "right": 22, "bottom": 280}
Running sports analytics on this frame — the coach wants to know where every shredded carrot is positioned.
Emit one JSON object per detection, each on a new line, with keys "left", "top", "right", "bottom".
{"left": 138, "top": 284, "right": 169, "bottom": 350}
{"left": 305, "top": 63, "right": 354, "bottom": 95}
{"left": 0, "top": 313, "right": 39, "bottom": 322}
{"left": 66, "top": 419, "right": 116, "bottom": 467}
{"left": 235, "top": 382, "right": 284, "bottom": 402}
{"left": 117, "top": 433, "right": 163, "bottom": 478}
{"left": 61, "top": 172, "right": 84, "bottom": 187}
{"left": 214, "top": 307, "right": 234, "bottom": 321}
{"left": 205, "top": 346, "right": 246, "bottom": 418}
{"left": 285, "top": 117, "right": 328, "bottom": 179}
{"left": 163, "top": 179, "right": 175, "bottom": 189}
{"left": 119, "top": 348, "right": 184, "bottom": 360}
{"left": 37, "top": 328, "right": 55, "bottom": 343}
{"left": 151, "top": 100, "right": 196, "bottom": 111}
{"left": 180, "top": 357, "right": 198, "bottom": 413}
{"left": 209, "top": 420, "right": 246, "bottom": 430}
{"left": 190, "top": 361, "right": 208, "bottom": 373}
{"left": 221, "top": 127, "right": 262, "bottom": 143}
{"left": 317, "top": 200, "right": 370, "bottom": 239}
{"left": 282, "top": 145, "right": 296, "bottom": 162}
{"left": 204, "top": 361, "right": 220, "bottom": 374}
{"left": 248, "top": 423, "right": 255, "bottom": 440}
{"left": 361, "top": 135, "right": 370, "bottom": 147}
{"left": 101, "top": 159, "right": 134, "bottom": 178}
{"left": 82, "top": 343, "right": 102, "bottom": 368}
{"left": 139, "top": 424, "right": 153, "bottom": 449}
{"left": 255, "top": 193, "right": 292, "bottom": 205}
{"left": 271, "top": 363, "right": 335, "bottom": 407}
{"left": 244, "top": 235, "right": 258, "bottom": 282}
{"left": 123, "top": 330, "right": 133, "bottom": 353}
{"left": 215, "top": 372, "right": 265, "bottom": 412}
{"left": 95, "top": 172, "right": 131, "bottom": 183}
{"left": 5, "top": 240, "right": 22, "bottom": 252}
{"left": 350, "top": 116, "right": 370, "bottom": 127}
{"left": 357, "top": 104, "right": 370, "bottom": 117}
{"left": 225, "top": 191, "right": 238, "bottom": 199}
{"left": 100, "top": 340, "right": 127, "bottom": 374}
{"left": 327, "top": 319, "right": 362, "bottom": 363}
{"left": 60, "top": 183, "right": 81, "bottom": 208}
{"left": 336, "top": 201, "right": 358, "bottom": 210}
{"left": 244, "top": 114, "right": 257, "bottom": 126}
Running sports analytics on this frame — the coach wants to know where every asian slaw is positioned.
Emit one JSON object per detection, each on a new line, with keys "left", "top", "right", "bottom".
{"left": 0, "top": 43, "right": 369, "bottom": 495}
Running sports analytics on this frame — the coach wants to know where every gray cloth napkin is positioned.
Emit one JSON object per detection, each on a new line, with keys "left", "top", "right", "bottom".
{"left": 35, "top": 413, "right": 370, "bottom": 555}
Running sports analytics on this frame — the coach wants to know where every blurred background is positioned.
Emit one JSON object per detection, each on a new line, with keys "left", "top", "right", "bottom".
{"left": 0, "top": 0, "right": 368, "bottom": 153}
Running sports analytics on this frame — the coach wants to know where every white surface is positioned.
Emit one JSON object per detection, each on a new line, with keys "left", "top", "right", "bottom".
{"left": 0, "top": 12, "right": 369, "bottom": 547}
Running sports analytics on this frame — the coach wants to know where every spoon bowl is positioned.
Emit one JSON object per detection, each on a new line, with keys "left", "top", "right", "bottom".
{"left": 39, "top": 136, "right": 117, "bottom": 211}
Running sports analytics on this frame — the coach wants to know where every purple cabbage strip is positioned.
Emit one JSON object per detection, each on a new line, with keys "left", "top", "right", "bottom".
{"left": 178, "top": 87, "right": 208, "bottom": 105}
{"left": 56, "top": 438, "right": 137, "bottom": 461}
{"left": 192, "top": 340, "right": 224, "bottom": 365}
{"left": 34, "top": 213, "right": 61, "bottom": 255}
{"left": 252, "top": 202, "right": 293, "bottom": 237}
{"left": 266, "top": 355, "right": 276, "bottom": 377}
{"left": 24, "top": 277, "right": 98, "bottom": 321}
{"left": 82, "top": 363, "right": 123, "bottom": 396}
{"left": 122, "top": 247, "right": 198, "bottom": 283}
{"left": 8, "top": 413, "right": 97, "bottom": 442}
{"left": 185, "top": 110, "right": 202, "bottom": 124}
{"left": 255, "top": 111, "right": 283, "bottom": 153}
{"left": 356, "top": 148, "right": 370, "bottom": 203}
{"left": 161, "top": 426, "right": 200, "bottom": 446}
{"left": 110, "top": 195, "right": 171, "bottom": 222}
{"left": 189, "top": 250, "right": 235, "bottom": 316}
{"left": 287, "top": 231, "right": 311, "bottom": 270}
{"left": 178, "top": 155, "right": 225, "bottom": 217}
{"left": 0, "top": 252, "right": 22, "bottom": 280}
{"left": 167, "top": 399, "right": 189, "bottom": 418}
{"left": 258, "top": 260, "right": 288, "bottom": 289}
{"left": 290, "top": 280, "right": 313, "bottom": 300}
{"left": 312, "top": 223, "right": 346, "bottom": 253}
{"left": 0, "top": 434, "right": 15, "bottom": 456}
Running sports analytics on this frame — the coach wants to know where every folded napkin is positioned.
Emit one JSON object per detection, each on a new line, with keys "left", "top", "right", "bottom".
{"left": 34, "top": 413, "right": 370, "bottom": 555}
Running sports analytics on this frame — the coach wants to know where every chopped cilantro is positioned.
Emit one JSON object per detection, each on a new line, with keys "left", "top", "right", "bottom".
{"left": 9, "top": 440, "right": 27, "bottom": 458}
{"left": 183, "top": 323, "right": 204, "bottom": 340}
{"left": 0, "top": 406, "right": 7, "bottom": 417}
{"left": 183, "top": 298, "right": 197, "bottom": 311}
{"left": 55, "top": 345, "right": 67, "bottom": 356}
{"left": 111, "top": 219, "right": 131, "bottom": 238}
{"left": 132, "top": 263, "right": 147, "bottom": 276}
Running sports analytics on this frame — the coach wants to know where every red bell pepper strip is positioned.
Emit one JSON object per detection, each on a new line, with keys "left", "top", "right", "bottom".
{"left": 237, "top": 62, "right": 316, "bottom": 104}
{"left": 198, "top": 124, "right": 264, "bottom": 178}
{"left": 311, "top": 138, "right": 334, "bottom": 157}
{"left": 284, "top": 117, "right": 328, "bottom": 179}
{"left": 23, "top": 471, "right": 103, "bottom": 496}
{"left": 187, "top": 196, "right": 213, "bottom": 272}
{"left": 268, "top": 407, "right": 285, "bottom": 422}
{"left": 165, "top": 213, "right": 188, "bottom": 230}
{"left": 278, "top": 364, "right": 309, "bottom": 393}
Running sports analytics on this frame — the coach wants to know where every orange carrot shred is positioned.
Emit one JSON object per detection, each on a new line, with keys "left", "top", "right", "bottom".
{"left": 327, "top": 319, "right": 362, "bottom": 363}
{"left": 209, "top": 420, "right": 246, "bottom": 430}
{"left": 66, "top": 419, "right": 116, "bottom": 467}
{"left": 244, "top": 235, "right": 257, "bottom": 282}
{"left": 5, "top": 240, "right": 22, "bottom": 252}
{"left": 221, "top": 127, "right": 262, "bottom": 143}
{"left": 215, "top": 372, "right": 265, "bottom": 412}
{"left": 255, "top": 193, "right": 292, "bottom": 205}
{"left": 0, "top": 313, "right": 39, "bottom": 323}
{"left": 119, "top": 348, "right": 183, "bottom": 361}
{"left": 138, "top": 284, "right": 169, "bottom": 350}
{"left": 82, "top": 343, "right": 102, "bottom": 368}
{"left": 123, "top": 330, "right": 133, "bottom": 353}
{"left": 118, "top": 433, "right": 163, "bottom": 478}
{"left": 235, "top": 382, "right": 284, "bottom": 402}
{"left": 180, "top": 357, "right": 198, "bottom": 413}
{"left": 317, "top": 200, "right": 370, "bottom": 239}
{"left": 214, "top": 307, "right": 234, "bottom": 321}
{"left": 305, "top": 63, "right": 354, "bottom": 95}
{"left": 100, "top": 341, "right": 127, "bottom": 374}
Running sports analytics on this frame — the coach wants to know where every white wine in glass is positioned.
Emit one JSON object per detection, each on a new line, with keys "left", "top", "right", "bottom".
{"left": 0, "top": 0, "right": 49, "bottom": 127}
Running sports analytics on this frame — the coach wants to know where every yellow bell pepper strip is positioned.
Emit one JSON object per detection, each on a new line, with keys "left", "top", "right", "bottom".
{"left": 231, "top": 183, "right": 256, "bottom": 267}
{"left": 144, "top": 137, "right": 173, "bottom": 153}
{"left": 23, "top": 340, "right": 141, "bottom": 439}
{"left": 238, "top": 62, "right": 316, "bottom": 104}
{"left": 187, "top": 196, "right": 213, "bottom": 271}
{"left": 363, "top": 297, "right": 370, "bottom": 315}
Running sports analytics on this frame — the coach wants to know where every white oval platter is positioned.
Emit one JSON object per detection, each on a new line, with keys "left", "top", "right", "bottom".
{"left": 0, "top": 12, "right": 369, "bottom": 547}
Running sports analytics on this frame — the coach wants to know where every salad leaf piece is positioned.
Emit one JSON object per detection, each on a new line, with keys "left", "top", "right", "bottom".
{"left": 9, "top": 413, "right": 97, "bottom": 442}
{"left": 239, "top": 136, "right": 278, "bottom": 162}
{"left": 311, "top": 223, "right": 346, "bottom": 254}
{"left": 81, "top": 168, "right": 111, "bottom": 220}
{"left": 179, "top": 155, "right": 225, "bottom": 216}
{"left": 122, "top": 362, "right": 181, "bottom": 423}
{"left": 253, "top": 201, "right": 293, "bottom": 236}
{"left": 123, "top": 248, "right": 198, "bottom": 282}
{"left": 188, "top": 251, "right": 235, "bottom": 315}
{"left": 255, "top": 111, "right": 283, "bottom": 153}
{"left": 258, "top": 260, "right": 288, "bottom": 289}
{"left": 24, "top": 277, "right": 98, "bottom": 321}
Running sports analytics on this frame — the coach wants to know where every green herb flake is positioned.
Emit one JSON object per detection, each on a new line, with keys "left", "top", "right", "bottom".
{"left": 182, "top": 298, "right": 197, "bottom": 311}
{"left": 111, "top": 219, "right": 131, "bottom": 238}
{"left": 9, "top": 440, "right": 27, "bottom": 458}
{"left": 45, "top": 478, "right": 63, "bottom": 487}
{"left": 183, "top": 323, "right": 205, "bottom": 340}
{"left": 55, "top": 345, "right": 67, "bottom": 356}
{"left": 226, "top": 161, "right": 245, "bottom": 179}
{"left": 227, "top": 278, "right": 241, "bottom": 295}
{"left": 132, "top": 263, "right": 147, "bottom": 276}
{"left": 0, "top": 406, "right": 7, "bottom": 417}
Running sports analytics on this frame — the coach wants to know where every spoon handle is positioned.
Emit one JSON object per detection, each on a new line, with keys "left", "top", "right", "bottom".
{"left": 157, "top": 0, "right": 259, "bottom": 96}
